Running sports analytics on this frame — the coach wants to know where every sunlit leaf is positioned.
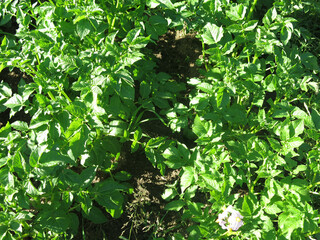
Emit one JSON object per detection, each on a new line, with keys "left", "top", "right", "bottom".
{"left": 201, "top": 23, "right": 224, "bottom": 44}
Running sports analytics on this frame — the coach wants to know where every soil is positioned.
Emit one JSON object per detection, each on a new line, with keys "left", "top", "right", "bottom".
{"left": 0, "top": 28, "right": 202, "bottom": 239}
{"left": 151, "top": 29, "right": 202, "bottom": 81}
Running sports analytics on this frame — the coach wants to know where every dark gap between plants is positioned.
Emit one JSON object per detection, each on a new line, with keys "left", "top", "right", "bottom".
{"left": 91, "top": 29, "right": 205, "bottom": 239}
{"left": 0, "top": 67, "right": 32, "bottom": 126}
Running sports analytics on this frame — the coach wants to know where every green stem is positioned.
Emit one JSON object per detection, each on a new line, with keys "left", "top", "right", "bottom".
{"left": 55, "top": 81, "right": 72, "bottom": 103}
{"left": 48, "top": 91, "right": 56, "bottom": 101}
{"left": 202, "top": 41, "right": 208, "bottom": 71}
{"left": 59, "top": 88, "right": 72, "bottom": 103}
{"left": 250, "top": 176, "right": 260, "bottom": 192}
{"left": 247, "top": 0, "right": 259, "bottom": 21}
{"left": 110, "top": 0, "right": 120, "bottom": 32}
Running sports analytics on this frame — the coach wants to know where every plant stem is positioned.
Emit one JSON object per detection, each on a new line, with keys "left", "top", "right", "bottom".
{"left": 48, "top": 91, "right": 56, "bottom": 101}
{"left": 202, "top": 41, "right": 208, "bottom": 71}
{"left": 110, "top": 0, "right": 120, "bottom": 32}
{"left": 247, "top": 0, "right": 258, "bottom": 21}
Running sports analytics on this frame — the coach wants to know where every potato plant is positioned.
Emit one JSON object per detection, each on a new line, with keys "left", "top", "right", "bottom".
{"left": 0, "top": 0, "right": 319, "bottom": 239}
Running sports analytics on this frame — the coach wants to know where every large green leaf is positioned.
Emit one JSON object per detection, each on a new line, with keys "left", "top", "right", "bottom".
{"left": 278, "top": 208, "right": 302, "bottom": 238}
{"left": 192, "top": 115, "right": 210, "bottom": 137}
{"left": 223, "top": 104, "right": 247, "bottom": 125}
{"left": 11, "top": 121, "right": 28, "bottom": 132}
{"left": 4, "top": 94, "right": 24, "bottom": 118}
{"left": 164, "top": 200, "right": 185, "bottom": 211}
{"left": 201, "top": 23, "right": 224, "bottom": 45}
{"left": 311, "top": 108, "right": 320, "bottom": 130}
{"left": 146, "top": 15, "right": 168, "bottom": 39}
{"left": 301, "top": 52, "right": 319, "bottom": 71}
{"left": 180, "top": 166, "right": 194, "bottom": 193}
{"left": 36, "top": 204, "right": 77, "bottom": 234}
{"left": 83, "top": 206, "right": 108, "bottom": 224}
{"left": 76, "top": 18, "right": 94, "bottom": 40}
{"left": 39, "top": 151, "right": 74, "bottom": 166}
{"left": 226, "top": 4, "right": 247, "bottom": 21}
{"left": 157, "top": 0, "right": 175, "bottom": 9}
{"left": 163, "top": 143, "right": 190, "bottom": 169}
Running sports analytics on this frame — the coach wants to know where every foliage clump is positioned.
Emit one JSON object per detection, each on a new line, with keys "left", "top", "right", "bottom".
{"left": 0, "top": 0, "right": 319, "bottom": 239}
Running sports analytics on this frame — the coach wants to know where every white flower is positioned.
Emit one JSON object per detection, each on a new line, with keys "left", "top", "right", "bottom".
{"left": 216, "top": 205, "right": 244, "bottom": 231}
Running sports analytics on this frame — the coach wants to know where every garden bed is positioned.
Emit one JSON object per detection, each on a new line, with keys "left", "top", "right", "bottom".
{"left": 0, "top": 1, "right": 320, "bottom": 239}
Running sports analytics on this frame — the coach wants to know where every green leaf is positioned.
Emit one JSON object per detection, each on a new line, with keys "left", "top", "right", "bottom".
{"left": 37, "top": 207, "right": 74, "bottom": 233}
{"left": 223, "top": 104, "right": 247, "bottom": 125}
{"left": 35, "top": 94, "right": 49, "bottom": 108}
{"left": 11, "top": 121, "right": 28, "bottom": 132}
{"left": 272, "top": 102, "right": 291, "bottom": 118}
{"left": 180, "top": 166, "right": 194, "bottom": 193}
{"left": 25, "top": 180, "right": 41, "bottom": 195}
{"left": 109, "top": 120, "right": 128, "bottom": 137}
{"left": 291, "top": 107, "right": 309, "bottom": 121}
{"left": 216, "top": 88, "right": 230, "bottom": 108}
{"left": 66, "top": 101, "right": 86, "bottom": 118}
{"left": 96, "top": 191, "right": 124, "bottom": 218}
{"left": 280, "top": 23, "right": 293, "bottom": 45}
{"left": 201, "top": 23, "right": 224, "bottom": 44}
{"left": 290, "top": 178, "right": 310, "bottom": 201}
{"left": 140, "top": 81, "right": 151, "bottom": 98}
{"left": 60, "top": 169, "right": 81, "bottom": 189}
{"left": 291, "top": 119, "right": 304, "bottom": 137}
{"left": 201, "top": 174, "right": 220, "bottom": 191}
{"left": 192, "top": 115, "right": 211, "bottom": 137}
{"left": 124, "top": 28, "right": 141, "bottom": 44}
{"left": 120, "top": 81, "right": 134, "bottom": 100}
{"left": 243, "top": 20, "right": 258, "bottom": 31}
{"left": 264, "top": 203, "right": 282, "bottom": 215}
{"left": 163, "top": 143, "right": 190, "bottom": 169}
{"left": 0, "top": 166, "right": 9, "bottom": 186}
{"left": 55, "top": 111, "right": 70, "bottom": 132}
{"left": 267, "top": 137, "right": 282, "bottom": 151}
{"left": 69, "top": 124, "right": 90, "bottom": 160}
{"left": 301, "top": 52, "right": 319, "bottom": 71}
{"left": 282, "top": 137, "right": 304, "bottom": 153}
{"left": 242, "top": 195, "right": 254, "bottom": 215}
{"left": 68, "top": 213, "right": 79, "bottom": 235}
{"left": 76, "top": 18, "right": 94, "bottom": 40}
{"left": 157, "top": 0, "right": 175, "bottom": 9}
{"left": 64, "top": 118, "right": 83, "bottom": 139}
{"left": 311, "top": 108, "right": 320, "bottom": 130}
{"left": 275, "top": 120, "right": 291, "bottom": 141}
{"left": 0, "top": 122, "right": 11, "bottom": 139}
{"left": 102, "top": 137, "right": 121, "bottom": 155}
{"left": 164, "top": 200, "right": 185, "bottom": 211}
{"left": 39, "top": 151, "right": 74, "bottom": 166}
{"left": 146, "top": 15, "right": 168, "bottom": 39}
{"left": 263, "top": 7, "right": 277, "bottom": 26}
{"left": 162, "top": 188, "right": 178, "bottom": 201}
{"left": 79, "top": 167, "right": 96, "bottom": 189}
{"left": 95, "top": 179, "right": 128, "bottom": 193}
{"left": 278, "top": 209, "right": 302, "bottom": 238}
{"left": 226, "top": 4, "right": 247, "bottom": 21}
{"left": 197, "top": 82, "right": 213, "bottom": 93}
{"left": 0, "top": 157, "right": 8, "bottom": 168}
{"left": 114, "top": 171, "right": 131, "bottom": 181}
{"left": 83, "top": 206, "right": 107, "bottom": 224}
{"left": 293, "top": 165, "right": 307, "bottom": 175}
{"left": 29, "top": 145, "right": 47, "bottom": 167}
{"left": 187, "top": 202, "right": 204, "bottom": 216}
{"left": 0, "top": 226, "right": 9, "bottom": 240}
{"left": 0, "top": 82, "right": 12, "bottom": 98}
{"left": 4, "top": 94, "right": 24, "bottom": 117}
